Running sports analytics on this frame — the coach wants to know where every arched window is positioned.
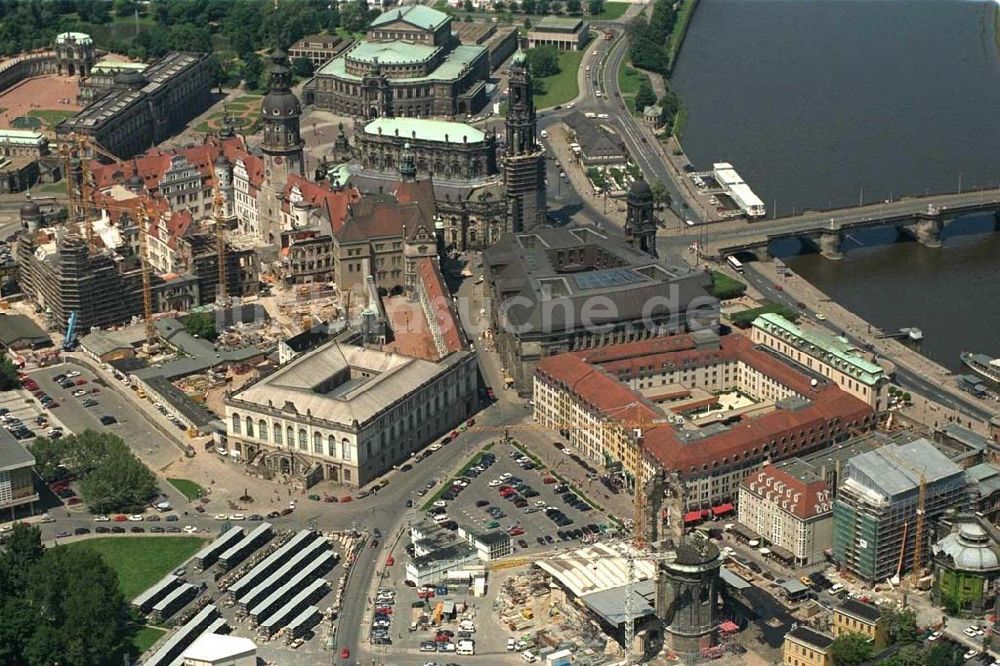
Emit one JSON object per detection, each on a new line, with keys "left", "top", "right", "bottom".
{"left": 341, "top": 438, "right": 352, "bottom": 461}
{"left": 298, "top": 429, "right": 307, "bottom": 450}
{"left": 258, "top": 420, "right": 268, "bottom": 442}
{"left": 313, "top": 432, "right": 323, "bottom": 454}
{"left": 328, "top": 435, "right": 337, "bottom": 458}
{"left": 245, "top": 416, "right": 254, "bottom": 437}
{"left": 286, "top": 426, "right": 294, "bottom": 447}
{"left": 231, "top": 413, "right": 241, "bottom": 434}
{"left": 273, "top": 423, "right": 283, "bottom": 445}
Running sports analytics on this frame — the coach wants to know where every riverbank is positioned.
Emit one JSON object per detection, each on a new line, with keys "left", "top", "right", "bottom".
{"left": 666, "top": 0, "right": 699, "bottom": 74}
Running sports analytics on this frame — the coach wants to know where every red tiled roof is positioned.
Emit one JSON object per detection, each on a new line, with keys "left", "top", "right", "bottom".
{"left": 417, "top": 257, "right": 464, "bottom": 355}
{"left": 283, "top": 173, "right": 360, "bottom": 234}
{"left": 742, "top": 465, "right": 832, "bottom": 520}
{"left": 535, "top": 333, "right": 873, "bottom": 477}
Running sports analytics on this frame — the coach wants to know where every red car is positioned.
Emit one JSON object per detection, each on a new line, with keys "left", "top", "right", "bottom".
{"left": 324, "top": 496, "right": 338, "bottom": 503}
{"left": 509, "top": 526, "right": 525, "bottom": 536}
{"left": 113, "top": 514, "right": 128, "bottom": 522}
{"left": 340, "top": 647, "right": 350, "bottom": 660}
{"left": 340, "top": 495, "right": 353, "bottom": 503}
{"left": 74, "top": 378, "right": 87, "bottom": 385}
{"left": 466, "top": 418, "right": 475, "bottom": 427}
{"left": 46, "top": 402, "right": 59, "bottom": 409}
{"left": 89, "top": 388, "right": 100, "bottom": 394}
{"left": 543, "top": 477, "right": 557, "bottom": 484}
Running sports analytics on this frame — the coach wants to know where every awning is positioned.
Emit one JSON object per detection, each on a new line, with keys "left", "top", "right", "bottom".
{"left": 683, "top": 510, "right": 704, "bottom": 524}
{"left": 730, "top": 523, "right": 760, "bottom": 542}
{"left": 769, "top": 545, "right": 796, "bottom": 563}
{"left": 719, "top": 620, "right": 740, "bottom": 633}
{"left": 712, "top": 503, "right": 734, "bottom": 517}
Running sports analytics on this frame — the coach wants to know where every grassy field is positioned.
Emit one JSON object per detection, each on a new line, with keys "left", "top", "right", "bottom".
{"left": 130, "top": 626, "right": 166, "bottom": 655}
{"left": 167, "top": 478, "right": 204, "bottom": 501}
{"left": 27, "top": 109, "right": 75, "bottom": 129}
{"left": 65, "top": 537, "right": 206, "bottom": 600}
{"left": 596, "top": 2, "right": 629, "bottom": 19}
{"left": 535, "top": 50, "right": 584, "bottom": 109}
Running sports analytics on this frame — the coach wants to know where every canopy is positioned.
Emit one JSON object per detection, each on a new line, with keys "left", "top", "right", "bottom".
{"left": 712, "top": 503, "right": 734, "bottom": 517}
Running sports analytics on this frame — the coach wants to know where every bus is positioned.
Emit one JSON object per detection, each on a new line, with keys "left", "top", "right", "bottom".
{"left": 726, "top": 256, "right": 744, "bottom": 273}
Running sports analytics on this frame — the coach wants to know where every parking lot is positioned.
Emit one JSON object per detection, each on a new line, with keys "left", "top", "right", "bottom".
{"left": 423, "top": 438, "right": 616, "bottom": 556}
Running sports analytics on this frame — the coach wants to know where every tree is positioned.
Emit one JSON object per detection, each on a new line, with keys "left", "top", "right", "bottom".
{"left": 525, "top": 45, "right": 561, "bottom": 78}
{"left": 167, "top": 23, "right": 212, "bottom": 53}
{"left": 650, "top": 180, "right": 672, "bottom": 210}
{"left": 28, "top": 437, "right": 66, "bottom": 482}
{"left": 588, "top": 0, "right": 604, "bottom": 15}
{"left": 292, "top": 56, "right": 314, "bottom": 79}
{"left": 830, "top": 633, "right": 876, "bottom": 666}
{"left": 464, "top": 0, "right": 474, "bottom": 10}
{"left": 882, "top": 606, "right": 919, "bottom": 645}
{"left": 521, "top": 0, "right": 537, "bottom": 13}
{"left": 566, "top": 0, "right": 582, "bottom": 14}
{"left": 113, "top": 0, "right": 136, "bottom": 17}
{"left": 341, "top": 0, "right": 371, "bottom": 33}
{"left": 635, "top": 77, "right": 657, "bottom": 113}
{"left": 184, "top": 312, "right": 218, "bottom": 341}
{"left": 536, "top": 0, "right": 551, "bottom": 14}
{"left": 79, "top": 437, "right": 157, "bottom": 514}
{"left": 883, "top": 643, "right": 928, "bottom": 666}
{"left": 927, "top": 642, "right": 965, "bottom": 666}
{"left": 241, "top": 53, "right": 266, "bottom": 91}
{"left": 0, "top": 356, "right": 19, "bottom": 391}
{"left": 549, "top": 1, "right": 563, "bottom": 14}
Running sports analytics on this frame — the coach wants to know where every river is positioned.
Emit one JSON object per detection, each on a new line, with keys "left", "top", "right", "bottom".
{"left": 671, "top": 0, "right": 1000, "bottom": 372}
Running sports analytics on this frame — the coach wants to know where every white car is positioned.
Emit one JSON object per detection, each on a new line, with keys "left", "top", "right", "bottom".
{"left": 440, "top": 643, "right": 456, "bottom": 652}
{"left": 488, "top": 479, "right": 502, "bottom": 487}
{"left": 65, "top": 371, "right": 80, "bottom": 378}
{"left": 433, "top": 500, "right": 447, "bottom": 508}
{"left": 93, "top": 515, "right": 110, "bottom": 522}
{"left": 72, "top": 389, "right": 87, "bottom": 397}
{"left": 540, "top": 129, "right": 548, "bottom": 138}
{"left": 964, "top": 650, "right": 979, "bottom": 661}
{"left": 566, "top": 102, "right": 575, "bottom": 108}
{"left": 500, "top": 472, "right": 512, "bottom": 481}
{"left": 597, "top": 113, "right": 610, "bottom": 119}
{"left": 128, "top": 514, "right": 144, "bottom": 522}
{"left": 561, "top": 448, "right": 572, "bottom": 455}
{"left": 228, "top": 514, "right": 245, "bottom": 521}
{"left": 455, "top": 480, "right": 469, "bottom": 487}
{"left": 182, "top": 525, "right": 198, "bottom": 534}
{"left": 815, "top": 313, "right": 827, "bottom": 321}
{"left": 963, "top": 627, "right": 979, "bottom": 637}
{"left": 213, "top": 513, "right": 228, "bottom": 520}
{"left": 927, "top": 631, "right": 941, "bottom": 641}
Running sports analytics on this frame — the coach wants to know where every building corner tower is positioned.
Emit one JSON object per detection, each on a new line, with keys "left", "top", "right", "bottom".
{"left": 504, "top": 52, "right": 546, "bottom": 234}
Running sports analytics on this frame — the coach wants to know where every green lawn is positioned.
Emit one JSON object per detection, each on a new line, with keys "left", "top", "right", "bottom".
{"left": 130, "top": 626, "right": 166, "bottom": 655}
{"left": 167, "top": 478, "right": 204, "bottom": 501}
{"left": 596, "top": 1, "right": 629, "bottom": 19}
{"left": 535, "top": 50, "right": 584, "bottom": 109}
{"left": 27, "top": 109, "right": 75, "bottom": 129}
{"left": 617, "top": 62, "right": 650, "bottom": 115}
{"left": 64, "top": 537, "right": 206, "bottom": 600}
{"left": 36, "top": 181, "right": 66, "bottom": 194}
{"left": 233, "top": 95, "right": 263, "bottom": 103}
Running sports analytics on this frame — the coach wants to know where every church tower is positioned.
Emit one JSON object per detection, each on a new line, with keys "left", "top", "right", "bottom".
{"left": 504, "top": 52, "right": 546, "bottom": 233}
{"left": 625, "top": 177, "right": 657, "bottom": 256}
{"left": 257, "top": 48, "right": 305, "bottom": 246}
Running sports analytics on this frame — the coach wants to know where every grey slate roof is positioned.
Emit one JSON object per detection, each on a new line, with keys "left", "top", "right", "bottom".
{"left": 0, "top": 314, "right": 51, "bottom": 348}
{"left": 836, "top": 598, "right": 882, "bottom": 623}
{"left": 0, "top": 434, "right": 35, "bottom": 472}
{"left": 843, "top": 438, "right": 964, "bottom": 500}
{"left": 786, "top": 626, "right": 834, "bottom": 649}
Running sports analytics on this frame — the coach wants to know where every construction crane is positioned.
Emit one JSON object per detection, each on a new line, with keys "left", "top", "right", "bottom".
{"left": 137, "top": 200, "right": 156, "bottom": 348}
{"left": 489, "top": 542, "right": 679, "bottom": 664}
{"left": 911, "top": 473, "right": 927, "bottom": 587}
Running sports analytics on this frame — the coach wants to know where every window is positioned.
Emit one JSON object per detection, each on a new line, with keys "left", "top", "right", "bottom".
{"left": 245, "top": 416, "right": 254, "bottom": 437}
{"left": 328, "top": 435, "right": 337, "bottom": 457}
{"left": 344, "top": 469, "right": 352, "bottom": 481}
{"left": 287, "top": 426, "right": 294, "bottom": 446}
{"left": 232, "top": 413, "right": 241, "bottom": 434}
{"left": 259, "top": 420, "right": 268, "bottom": 442}
{"left": 274, "top": 423, "right": 283, "bottom": 445}
{"left": 342, "top": 438, "right": 352, "bottom": 461}
{"left": 313, "top": 432, "right": 323, "bottom": 454}
{"left": 298, "top": 429, "right": 307, "bottom": 450}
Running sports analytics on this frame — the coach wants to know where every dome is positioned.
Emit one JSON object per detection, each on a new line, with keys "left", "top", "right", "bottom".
{"left": 262, "top": 90, "right": 301, "bottom": 118}
{"left": 935, "top": 521, "right": 1000, "bottom": 572}
{"left": 629, "top": 177, "right": 652, "bottom": 198}
{"left": 19, "top": 199, "right": 40, "bottom": 219}
{"left": 114, "top": 70, "right": 147, "bottom": 88}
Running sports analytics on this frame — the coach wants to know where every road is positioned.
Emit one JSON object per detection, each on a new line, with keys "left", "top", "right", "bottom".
{"left": 739, "top": 265, "right": 997, "bottom": 423}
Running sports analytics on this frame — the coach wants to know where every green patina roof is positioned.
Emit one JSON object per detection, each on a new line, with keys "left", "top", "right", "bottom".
{"left": 364, "top": 117, "right": 485, "bottom": 144}
{"left": 752, "top": 312, "right": 885, "bottom": 385}
{"left": 347, "top": 40, "right": 439, "bottom": 66}
{"left": 0, "top": 129, "right": 45, "bottom": 145}
{"left": 533, "top": 16, "right": 585, "bottom": 31}
{"left": 318, "top": 44, "right": 486, "bottom": 83}
{"left": 370, "top": 5, "right": 450, "bottom": 31}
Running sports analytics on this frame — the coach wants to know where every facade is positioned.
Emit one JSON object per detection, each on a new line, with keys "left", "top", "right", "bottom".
{"left": 534, "top": 332, "right": 874, "bottom": 509}
{"left": 527, "top": 17, "right": 590, "bottom": 51}
{"left": 624, "top": 178, "right": 657, "bottom": 257}
{"left": 0, "top": 52, "right": 57, "bottom": 96}
{"left": 0, "top": 129, "right": 49, "bottom": 159}
{"left": 451, "top": 22, "right": 519, "bottom": 71}
{"left": 356, "top": 117, "right": 498, "bottom": 180}
{"left": 783, "top": 626, "right": 833, "bottom": 666}
{"left": 57, "top": 51, "right": 213, "bottom": 160}
{"left": 0, "top": 437, "right": 37, "bottom": 518}
{"left": 78, "top": 58, "right": 147, "bottom": 104}
{"left": 658, "top": 539, "right": 722, "bottom": 659}
{"left": 932, "top": 517, "right": 1000, "bottom": 616}
{"left": 55, "top": 31, "right": 95, "bottom": 76}
{"left": 832, "top": 599, "right": 887, "bottom": 649}
{"left": 306, "top": 6, "right": 490, "bottom": 118}
{"left": 503, "top": 52, "right": 546, "bottom": 234}
{"left": 483, "top": 226, "right": 719, "bottom": 394}
{"left": 0, "top": 156, "right": 38, "bottom": 194}
{"left": 224, "top": 339, "right": 478, "bottom": 488}
{"left": 288, "top": 34, "right": 353, "bottom": 69}
{"left": 738, "top": 461, "right": 834, "bottom": 566}
{"left": 832, "top": 439, "right": 968, "bottom": 584}
{"left": 752, "top": 313, "right": 889, "bottom": 410}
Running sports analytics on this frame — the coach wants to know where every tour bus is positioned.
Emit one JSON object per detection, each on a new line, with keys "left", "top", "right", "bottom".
{"left": 727, "top": 256, "right": 744, "bottom": 273}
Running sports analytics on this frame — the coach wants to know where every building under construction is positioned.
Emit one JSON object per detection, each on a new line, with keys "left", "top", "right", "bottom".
{"left": 832, "top": 438, "right": 967, "bottom": 584}
{"left": 15, "top": 209, "right": 258, "bottom": 332}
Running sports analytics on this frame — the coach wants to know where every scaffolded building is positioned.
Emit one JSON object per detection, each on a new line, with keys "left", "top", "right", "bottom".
{"left": 832, "top": 439, "right": 967, "bottom": 584}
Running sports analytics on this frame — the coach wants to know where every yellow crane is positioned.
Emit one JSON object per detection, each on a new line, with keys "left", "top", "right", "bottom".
{"left": 911, "top": 473, "right": 927, "bottom": 587}
{"left": 136, "top": 200, "right": 156, "bottom": 348}
{"left": 211, "top": 183, "right": 228, "bottom": 303}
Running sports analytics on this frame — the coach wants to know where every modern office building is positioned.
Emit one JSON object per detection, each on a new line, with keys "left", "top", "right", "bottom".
{"left": 0, "top": 437, "right": 37, "bottom": 518}
{"left": 751, "top": 313, "right": 889, "bottom": 410}
{"left": 534, "top": 332, "right": 874, "bottom": 508}
{"left": 305, "top": 6, "right": 490, "bottom": 118}
{"left": 526, "top": 17, "right": 591, "bottom": 51}
{"left": 832, "top": 439, "right": 968, "bottom": 584}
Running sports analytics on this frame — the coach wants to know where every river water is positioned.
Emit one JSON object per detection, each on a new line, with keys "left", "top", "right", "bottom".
{"left": 671, "top": 0, "right": 1000, "bottom": 372}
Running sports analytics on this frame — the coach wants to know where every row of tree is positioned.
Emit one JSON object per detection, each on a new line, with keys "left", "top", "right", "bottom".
{"left": 29, "top": 430, "right": 158, "bottom": 514}
{"left": 0, "top": 523, "right": 134, "bottom": 665}
{"left": 626, "top": 0, "right": 681, "bottom": 77}
{"left": 829, "top": 606, "right": 968, "bottom": 666}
